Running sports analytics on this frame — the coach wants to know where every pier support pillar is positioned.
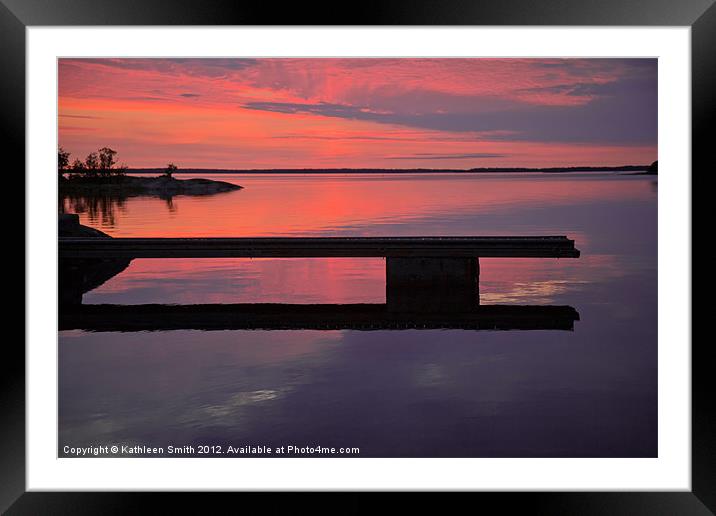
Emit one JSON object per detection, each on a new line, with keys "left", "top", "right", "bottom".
{"left": 386, "top": 257, "right": 479, "bottom": 313}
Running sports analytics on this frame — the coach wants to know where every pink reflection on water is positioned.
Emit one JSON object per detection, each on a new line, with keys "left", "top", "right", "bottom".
{"left": 66, "top": 173, "right": 653, "bottom": 237}
{"left": 84, "top": 253, "right": 623, "bottom": 306}
{"left": 84, "top": 258, "right": 387, "bottom": 305}
{"left": 72, "top": 173, "right": 655, "bottom": 306}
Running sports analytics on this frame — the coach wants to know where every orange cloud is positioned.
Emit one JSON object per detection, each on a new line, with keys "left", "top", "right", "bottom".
{"left": 59, "top": 58, "right": 657, "bottom": 169}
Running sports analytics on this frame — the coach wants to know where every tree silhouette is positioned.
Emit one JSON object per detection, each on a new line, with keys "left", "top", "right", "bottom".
{"left": 164, "top": 163, "right": 178, "bottom": 178}
{"left": 85, "top": 152, "right": 99, "bottom": 176}
{"left": 58, "top": 147, "right": 70, "bottom": 177}
{"left": 70, "top": 158, "right": 86, "bottom": 175}
{"left": 61, "top": 147, "right": 128, "bottom": 180}
{"left": 113, "top": 163, "right": 128, "bottom": 177}
{"left": 98, "top": 147, "right": 118, "bottom": 176}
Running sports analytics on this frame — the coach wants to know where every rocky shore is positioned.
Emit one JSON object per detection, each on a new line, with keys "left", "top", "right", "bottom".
{"left": 60, "top": 175, "right": 242, "bottom": 195}
{"left": 59, "top": 214, "right": 131, "bottom": 306}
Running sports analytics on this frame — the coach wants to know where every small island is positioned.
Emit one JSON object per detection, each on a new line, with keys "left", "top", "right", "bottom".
{"left": 58, "top": 147, "right": 242, "bottom": 195}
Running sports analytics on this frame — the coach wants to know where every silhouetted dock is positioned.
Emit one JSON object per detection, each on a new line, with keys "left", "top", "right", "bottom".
{"left": 58, "top": 236, "right": 580, "bottom": 259}
{"left": 59, "top": 234, "right": 581, "bottom": 315}
{"left": 59, "top": 303, "right": 580, "bottom": 332}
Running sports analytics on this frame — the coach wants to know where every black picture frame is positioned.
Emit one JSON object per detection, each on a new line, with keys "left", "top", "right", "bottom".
{"left": 3, "top": 0, "right": 712, "bottom": 513}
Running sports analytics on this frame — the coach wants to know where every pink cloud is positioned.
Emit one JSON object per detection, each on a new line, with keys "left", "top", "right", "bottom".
{"left": 58, "top": 58, "right": 657, "bottom": 169}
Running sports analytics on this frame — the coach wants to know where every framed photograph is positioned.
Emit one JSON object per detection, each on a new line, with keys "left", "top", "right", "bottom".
{"left": 6, "top": 0, "right": 712, "bottom": 512}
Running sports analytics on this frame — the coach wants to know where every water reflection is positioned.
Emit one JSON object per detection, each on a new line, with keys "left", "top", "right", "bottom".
{"left": 60, "top": 303, "right": 580, "bottom": 332}
{"left": 68, "top": 172, "right": 654, "bottom": 237}
{"left": 59, "top": 172, "right": 657, "bottom": 457}
{"left": 60, "top": 191, "right": 130, "bottom": 228}
{"left": 60, "top": 191, "right": 183, "bottom": 229}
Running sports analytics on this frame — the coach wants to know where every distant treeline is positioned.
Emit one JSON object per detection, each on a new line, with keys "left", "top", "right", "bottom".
{"left": 60, "top": 146, "right": 179, "bottom": 180}
{"left": 471, "top": 165, "right": 650, "bottom": 172}
{"left": 59, "top": 146, "right": 127, "bottom": 178}
{"left": 127, "top": 165, "right": 651, "bottom": 175}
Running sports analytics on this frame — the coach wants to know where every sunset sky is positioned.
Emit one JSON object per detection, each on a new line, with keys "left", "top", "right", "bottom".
{"left": 58, "top": 58, "right": 657, "bottom": 169}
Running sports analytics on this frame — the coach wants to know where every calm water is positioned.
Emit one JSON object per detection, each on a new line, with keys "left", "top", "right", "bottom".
{"left": 59, "top": 172, "right": 657, "bottom": 457}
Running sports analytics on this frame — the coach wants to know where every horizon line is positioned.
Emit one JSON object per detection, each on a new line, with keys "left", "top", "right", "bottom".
{"left": 124, "top": 164, "right": 654, "bottom": 172}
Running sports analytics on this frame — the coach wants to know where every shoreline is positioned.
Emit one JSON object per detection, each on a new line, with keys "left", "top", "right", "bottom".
{"left": 59, "top": 174, "right": 243, "bottom": 195}
{"left": 126, "top": 166, "right": 651, "bottom": 175}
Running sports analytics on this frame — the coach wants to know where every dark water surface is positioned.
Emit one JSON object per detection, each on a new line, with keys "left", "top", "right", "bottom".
{"left": 59, "top": 172, "right": 657, "bottom": 457}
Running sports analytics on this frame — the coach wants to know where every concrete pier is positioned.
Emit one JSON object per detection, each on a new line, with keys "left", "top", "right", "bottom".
{"left": 58, "top": 236, "right": 581, "bottom": 259}
{"left": 59, "top": 303, "right": 580, "bottom": 332}
{"left": 386, "top": 257, "right": 479, "bottom": 312}
{"left": 59, "top": 216, "right": 131, "bottom": 305}
{"left": 58, "top": 232, "right": 580, "bottom": 312}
